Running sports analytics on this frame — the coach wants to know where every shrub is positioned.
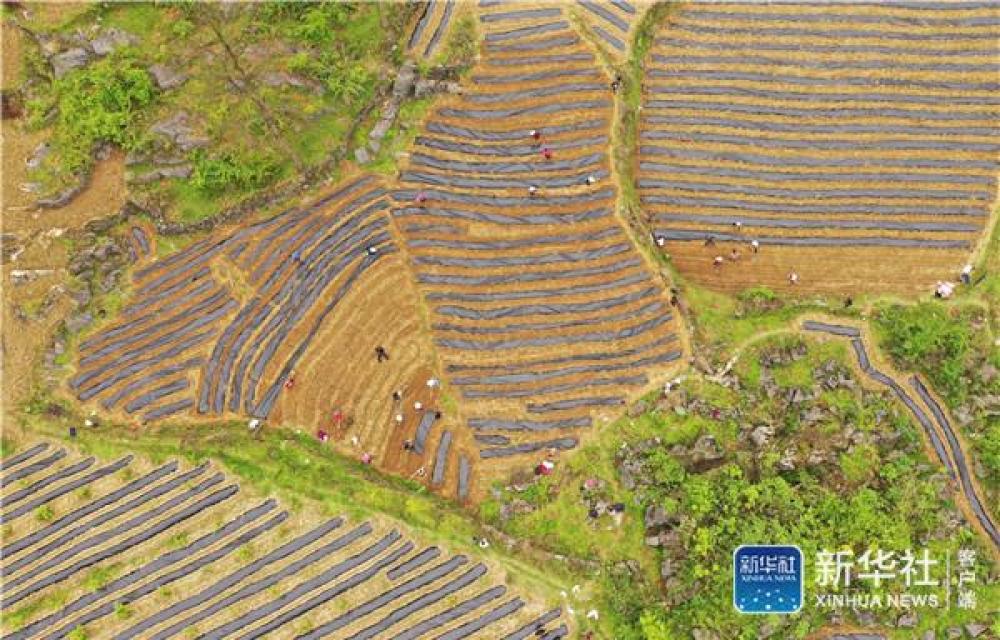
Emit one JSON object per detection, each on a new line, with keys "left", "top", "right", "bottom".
{"left": 190, "top": 150, "right": 281, "bottom": 195}
{"left": 875, "top": 303, "right": 970, "bottom": 401}
{"left": 35, "top": 505, "right": 55, "bottom": 522}
{"left": 49, "top": 57, "right": 157, "bottom": 172}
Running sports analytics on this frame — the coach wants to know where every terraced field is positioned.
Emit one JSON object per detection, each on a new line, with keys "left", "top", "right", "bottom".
{"left": 69, "top": 176, "right": 440, "bottom": 474}
{"left": 573, "top": 0, "right": 649, "bottom": 58}
{"left": 0, "top": 443, "right": 568, "bottom": 639}
{"left": 641, "top": 2, "right": 999, "bottom": 294}
{"left": 68, "top": 3, "right": 687, "bottom": 502}
{"left": 393, "top": 1, "right": 685, "bottom": 491}
{"left": 408, "top": 1, "right": 457, "bottom": 60}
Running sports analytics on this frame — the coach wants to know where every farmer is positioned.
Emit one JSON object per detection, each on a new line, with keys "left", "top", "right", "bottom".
{"left": 528, "top": 185, "right": 538, "bottom": 197}
{"left": 750, "top": 239, "right": 759, "bottom": 253}
{"left": 541, "top": 146, "right": 553, "bottom": 160}
{"left": 704, "top": 235, "right": 716, "bottom": 246}
{"left": 529, "top": 128, "right": 541, "bottom": 141}
{"left": 960, "top": 263, "right": 973, "bottom": 285}
{"left": 392, "top": 389, "right": 402, "bottom": 402}
{"left": 729, "top": 248, "right": 740, "bottom": 262}
{"left": 375, "top": 345, "right": 389, "bottom": 362}
{"left": 403, "top": 439, "right": 414, "bottom": 451}
{"left": 361, "top": 452, "right": 372, "bottom": 465}
{"left": 656, "top": 236, "right": 666, "bottom": 247}
{"left": 586, "top": 175, "right": 597, "bottom": 185}
{"left": 414, "top": 401, "right": 423, "bottom": 410}
{"left": 367, "top": 245, "right": 378, "bottom": 255}
{"left": 332, "top": 409, "right": 344, "bottom": 427}
{"left": 414, "top": 191, "right": 427, "bottom": 205}
{"left": 713, "top": 255, "right": 724, "bottom": 268}
{"left": 733, "top": 220, "right": 743, "bottom": 232}
{"left": 844, "top": 296, "right": 853, "bottom": 309}
{"left": 283, "top": 374, "right": 295, "bottom": 390}
{"left": 788, "top": 271, "right": 799, "bottom": 285}
{"left": 317, "top": 429, "right": 329, "bottom": 443}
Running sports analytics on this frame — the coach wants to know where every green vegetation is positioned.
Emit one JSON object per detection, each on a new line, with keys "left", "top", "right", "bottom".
{"left": 481, "top": 336, "right": 999, "bottom": 639}
{"left": 874, "top": 302, "right": 973, "bottom": 402}
{"left": 16, "top": 1, "right": 414, "bottom": 221}
{"left": 190, "top": 149, "right": 283, "bottom": 196}
{"left": 26, "top": 53, "right": 156, "bottom": 186}
{"left": 874, "top": 300, "right": 1000, "bottom": 501}
{"left": 439, "top": 13, "right": 478, "bottom": 70}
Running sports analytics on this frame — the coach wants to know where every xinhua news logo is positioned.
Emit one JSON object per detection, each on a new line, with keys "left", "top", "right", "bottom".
{"left": 733, "top": 545, "right": 804, "bottom": 614}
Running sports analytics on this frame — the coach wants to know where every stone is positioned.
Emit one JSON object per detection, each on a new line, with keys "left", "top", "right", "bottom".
{"left": 692, "top": 629, "right": 719, "bottom": 640}
{"left": 896, "top": 611, "right": 917, "bottom": 628}
{"left": 750, "top": 425, "right": 774, "bottom": 448}
{"left": 965, "top": 623, "right": 987, "bottom": 638}
{"left": 149, "top": 63, "right": 188, "bottom": 90}
{"left": 9, "top": 269, "right": 55, "bottom": 284}
{"left": 65, "top": 311, "right": 93, "bottom": 333}
{"left": 260, "top": 71, "right": 320, "bottom": 91}
{"left": 150, "top": 112, "right": 208, "bottom": 151}
{"left": 777, "top": 448, "right": 797, "bottom": 471}
{"left": 644, "top": 504, "right": 672, "bottom": 530}
{"left": 52, "top": 48, "right": 91, "bottom": 77}
{"left": 393, "top": 63, "right": 417, "bottom": 99}
{"left": 131, "top": 164, "right": 193, "bottom": 184}
{"left": 660, "top": 557, "right": 675, "bottom": 579}
{"left": 26, "top": 142, "right": 51, "bottom": 170}
{"left": 90, "top": 27, "right": 136, "bottom": 56}
{"left": 690, "top": 434, "right": 724, "bottom": 463}
{"left": 922, "top": 631, "right": 935, "bottom": 640}
{"left": 855, "top": 610, "right": 876, "bottom": 626}
{"left": 946, "top": 627, "right": 962, "bottom": 640}
{"left": 37, "top": 181, "right": 84, "bottom": 208}
{"left": 627, "top": 399, "right": 649, "bottom": 418}
{"left": 354, "top": 147, "right": 371, "bottom": 164}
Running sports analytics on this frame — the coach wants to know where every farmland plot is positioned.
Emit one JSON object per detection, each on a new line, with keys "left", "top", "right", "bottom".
{"left": 0, "top": 444, "right": 568, "bottom": 639}
{"left": 393, "top": 2, "right": 686, "bottom": 497}
{"left": 68, "top": 176, "right": 441, "bottom": 477}
{"left": 641, "top": 2, "right": 1000, "bottom": 294}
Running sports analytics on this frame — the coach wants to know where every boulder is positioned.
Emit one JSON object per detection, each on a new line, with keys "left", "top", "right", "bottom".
{"left": 896, "top": 611, "right": 918, "bottom": 628}
{"left": 65, "top": 311, "right": 94, "bottom": 333}
{"left": 52, "top": 48, "right": 91, "bottom": 77}
{"left": 692, "top": 629, "right": 719, "bottom": 640}
{"left": 90, "top": 27, "right": 137, "bottom": 56}
{"left": 150, "top": 112, "right": 208, "bottom": 151}
{"left": 392, "top": 63, "right": 416, "bottom": 99}
{"left": 149, "top": 63, "right": 188, "bottom": 90}
{"left": 26, "top": 142, "right": 51, "bottom": 170}
{"left": 627, "top": 399, "right": 649, "bottom": 418}
{"left": 965, "top": 623, "right": 987, "bottom": 638}
{"left": 922, "top": 631, "right": 935, "bottom": 640}
{"left": 777, "top": 448, "right": 797, "bottom": 471}
{"left": 659, "top": 556, "right": 675, "bottom": 579}
{"left": 690, "top": 434, "right": 724, "bottom": 463}
{"left": 354, "top": 147, "right": 371, "bottom": 165}
{"left": 946, "top": 628, "right": 962, "bottom": 640}
{"left": 750, "top": 425, "right": 774, "bottom": 448}
{"left": 644, "top": 504, "right": 673, "bottom": 531}
{"left": 131, "top": 164, "right": 193, "bottom": 184}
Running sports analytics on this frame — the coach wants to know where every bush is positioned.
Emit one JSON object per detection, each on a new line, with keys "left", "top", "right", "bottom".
{"left": 190, "top": 150, "right": 282, "bottom": 195}
{"left": 49, "top": 57, "right": 156, "bottom": 172}
{"left": 875, "top": 303, "right": 971, "bottom": 401}
{"left": 736, "top": 286, "right": 782, "bottom": 315}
